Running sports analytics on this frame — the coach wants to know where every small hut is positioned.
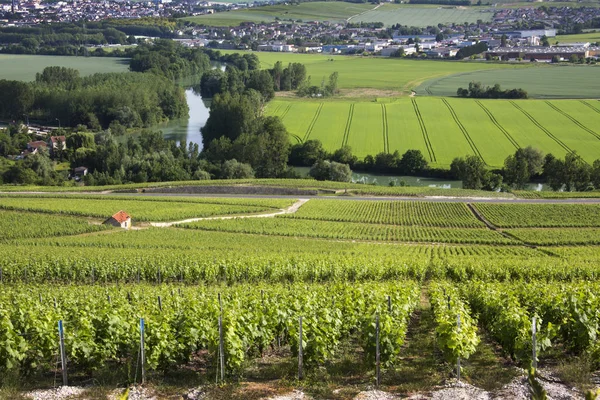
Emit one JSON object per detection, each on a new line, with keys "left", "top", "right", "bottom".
{"left": 104, "top": 211, "right": 131, "bottom": 230}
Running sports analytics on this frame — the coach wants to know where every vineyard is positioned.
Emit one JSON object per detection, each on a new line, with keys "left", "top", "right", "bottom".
{"left": 0, "top": 194, "right": 599, "bottom": 395}
{"left": 0, "top": 194, "right": 293, "bottom": 222}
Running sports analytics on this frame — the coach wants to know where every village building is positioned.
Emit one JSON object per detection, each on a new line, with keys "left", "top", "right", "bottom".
{"left": 104, "top": 210, "right": 132, "bottom": 229}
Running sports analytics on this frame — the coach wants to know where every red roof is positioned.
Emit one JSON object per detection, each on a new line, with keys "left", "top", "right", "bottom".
{"left": 111, "top": 210, "right": 131, "bottom": 223}
{"left": 49, "top": 136, "right": 66, "bottom": 143}
{"left": 28, "top": 140, "right": 47, "bottom": 148}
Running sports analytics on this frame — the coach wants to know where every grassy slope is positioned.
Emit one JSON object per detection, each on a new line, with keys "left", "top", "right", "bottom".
{"left": 349, "top": 3, "right": 493, "bottom": 27}
{"left": 182, "top": 2, "right": 375, "bottom": 26}
{"left": 555, "top": 32, "right": 600, "bottom": 44}
{"left": 0, "top": 54, "right": 129, "bottom": 81}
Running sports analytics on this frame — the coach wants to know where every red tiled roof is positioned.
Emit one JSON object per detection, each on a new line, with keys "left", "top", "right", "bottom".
{"left": 49, "top": 136, "right": 66, "bottom": 143}
{"left": 28, "top": 140, "right": 47, "bottom": 148}
{"left": 111, "top": 210, "right": 131, "bottom": 223}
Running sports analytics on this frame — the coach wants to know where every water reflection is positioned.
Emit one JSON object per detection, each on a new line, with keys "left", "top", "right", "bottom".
{"left": 156, "top": 89, "right": 210, "bottom": 149}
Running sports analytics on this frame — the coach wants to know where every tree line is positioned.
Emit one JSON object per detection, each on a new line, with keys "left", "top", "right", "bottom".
{"left": 457, "top": 82, "right": 528, "bottom": 99}
{"left": 0, "top": 66, "right": 188, "bottom": 130}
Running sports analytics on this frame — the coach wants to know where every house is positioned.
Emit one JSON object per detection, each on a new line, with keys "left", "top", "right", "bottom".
{"left": 104, "top": 210, "right": 132, "bottom": 229}
{"left": 48, "top": 135, "right": 66, "bottom": 151}
{"left": 26, "top": 140, "right": 48, "bottom": 154}
{"left": 72, "top": 166, "right": 88, "bottom": 181}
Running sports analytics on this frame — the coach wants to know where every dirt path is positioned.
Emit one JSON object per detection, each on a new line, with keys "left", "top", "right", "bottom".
{"left": 149, "top": 198, "right": 309, "bottom": 228}
{"left": 346, "top": 3, "right": 381, "bottom": 22}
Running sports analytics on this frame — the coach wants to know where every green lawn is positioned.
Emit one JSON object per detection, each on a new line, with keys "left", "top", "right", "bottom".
{"left": 182, "top": 2, "right": 375, "bottom": 26}
{"left": 417, "top": 64, "right": 600, "bottom": 99}
{"left": 266, "top": 98, "right": 600, "bottom": 167}
{"left": 349, "top": 3, "right": 493, "bottom": 27}
{"left": 0, "top": 54, "right": 129, "bottom": 81}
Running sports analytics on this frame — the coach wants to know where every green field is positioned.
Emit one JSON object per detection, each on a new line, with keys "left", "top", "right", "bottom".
{"left": 348, "top": 3, "right": 493, "bottom": 27}
{"left": 266, "top": 98, "right": 600, "bottom": 166}
{"left": 0, "top": 54, "right": 129, "bottom": 81}
{"left": 555, "top": 31, "right": 600, "bottom": 44}
{"left": 417, "top": 64, "right": 600, "bottom": 98}
{"left": 222, "top": 50, "right": 524, "bottom": 96}
{"left": 183, "top": 2, "right": 375, "bottom": 26}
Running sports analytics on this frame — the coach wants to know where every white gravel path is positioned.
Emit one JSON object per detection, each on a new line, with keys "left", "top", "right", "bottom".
{"left": 150, "top": 198, "right": 309, "bottom": 227}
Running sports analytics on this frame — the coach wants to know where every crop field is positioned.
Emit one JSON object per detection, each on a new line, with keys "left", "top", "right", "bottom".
{"left": 285, "top": 199, "right": 484, "bottom": 228}
{"left": 224, "top": 50, "right": 523, "bottom": 95}
{"left": 506, "top": 228, "right": 600, "bottom": 246}
{"left": 180, "top": 217, "right": 513, "bottom": 244}
{"left": 474, "top": 203, "right": 600, "bottom": 228}
{"left": 0, "top": 54, "right": 129, "bottom": 82}
{"left": 348, "top": 4, "right": 493, "bottom": 27}
{"left": 267, "top": 98, "right": 600, "bottom": 166}
{"left": 417, "top": 64, "right": 600, "bottom": 99}
{"left": 0, "top": 209, "right": 110, "bottom": 241}
{"left": 555, "top": 32, "right": 600, "bottom": 44}
{"left": 0, "top": 194, "right": 293, "bottom": 222}
{"left": 2, "top": 194, "right": 600, "bottom": 394}
{"left": 182, "top": 2, "right": 375, "bottom": 26}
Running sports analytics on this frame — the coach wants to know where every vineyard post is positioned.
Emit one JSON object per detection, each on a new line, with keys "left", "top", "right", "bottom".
{"left": 218, "top": 314, "right": 225, "bottom": 382}
{"left": 158, "top": 296, "right": 162, "bottom": 312}
{"left": 39, "top": 293, "right": 42, "bottom": 303}
{"left": 58, "top": 320, "right": 68, "bottom": 386}
{"left": 140, "top": 318, "right": 146, "bottom": 384}
{"left": 387, "top": 296, "right": 391, "bottom": 312}
{"left": 107, "top": 295, "right": 111, "bottom": 304}
{"left": 53, "top": 298, "right": 57, "bottom": 309}
{"left": 157, "top": 266, "right": 161, "bottom": 284}
{"left": 376, "top": 314, "right": 380, "bottom": 387}
{"left": 532, "top": 316, "right": 537, "bottom": 369}
{"left": 91, "top": 267, "right": 94, "bottom": 284}
{"left": 136, "top": 269, "right": 140, "bottom": 284}
{"left": 457, "top": 313, "right": 461, "bottom": 382}
{"left": 298, "top": 316, "right": 303, "bottom": 380}
{"left": 0, "top": 267, "right": 3, "bottom": 283}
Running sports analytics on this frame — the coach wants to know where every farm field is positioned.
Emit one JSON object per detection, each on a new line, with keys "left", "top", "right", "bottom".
{"left": 182, "top": 2, "right": 375, "bottom": 26}
{"left": 348, "top": 3, "right": 493, "bottom": 27}
{"left": 555, "top": 31, "right": 600, "bottom": 43}
{"left": 223, "top": 49, "right": 525, "bottom": 95}
{"left": 417, "top": 64, "right": 600, "bottom": 98}
{"left": 266, "top": 98, "right": 600, "bottom": 166}
{"left": 1, "top": 193, "right": 600, "bottom": 396}
{"left": 0, "top": 54, "right": 129, "bottom": 81}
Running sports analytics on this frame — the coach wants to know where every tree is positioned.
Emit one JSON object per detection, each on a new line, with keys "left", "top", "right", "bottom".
{"left": 563, "top": 152, "right": 591, "bottom": 191}
{"left": 0, "top": 80, "right": 34, "bottom": 120}
{"left": 309, "top": 160, "right": 352, "bottom": 182}
{"left": 332, "top": 146, "right": 357, "bottom": 167}
{"left": 398, "top": 149, "right": 428, "bottom": 175}
{"left": 541, "top": 35, "right": 550, "bottom": 47}
{"left": 503, "top": 147, "right": 543, "bottom": 189}
{"left": 451, "top": 155, "right": 501, "bottom": 190}
{"left": 220, "top": 159, "right": 254, "bottom": 179}
{"left": 500, "top": 34, "right": 507, "bottom": 47}
{"left": 591, "top": 159, "right": 600, "bottom": 189}
{"left": 289, "top": 140, "right": 327, "bottom": 166}
{"left": 201, "top": 91, "right": 261, "bottom": 146}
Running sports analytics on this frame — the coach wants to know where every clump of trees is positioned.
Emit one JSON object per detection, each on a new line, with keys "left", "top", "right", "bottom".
{"left": 297, "top": 72, "right": 339, "bottom": 98}
{"left": 0, "top": 66, "right": 188, "bottom": 129}
{"left": 455, "top": 42, "right": 488, "bottom": 59}
{"left": 309, "top": 159, "right": 352, "bottom": 182}
{"left": 457, "top": 82, "right": 528, "bottom": 99}
{"left": 450, "top": 155, "right": 503, "bottom": 190}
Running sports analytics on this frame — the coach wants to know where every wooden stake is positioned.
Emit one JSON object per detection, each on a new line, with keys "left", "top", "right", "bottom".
{"left": 140, "top": 318, "right": 146, "bottom": 384}
{"left": 58, "top": 320, "right": 68, "bottom": 386}
{"left": 376, "top": 314, "right": 380, "bottom": 387}
{"left": 298, "top": 316, "right": 303, "bottom": 380}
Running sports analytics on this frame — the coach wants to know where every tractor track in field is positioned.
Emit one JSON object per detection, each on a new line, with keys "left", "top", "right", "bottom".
{"left": 580, "top": 100, "right": 600, "bottom": 115}
{"left": 381, "top": 104, "right": 389, "bottom": 153}
{"left": 303, "top": 103, "right": 323, "bottom": 142}
{"left": 475, "top": 100, "right": 520, "bottom": 149}
{"left": 279, "top": 104, "right": 292, "bottom": 120}
{"left": 442, "top": 98, "right": 486, "bottom": 165}
{"left": 291, "top": 134, "right": 303, "bottom": 144}
{"left": 509, "top": 101, "right": 583, "bottom": 162}
{"left": 411, "top": 98, "right": 436, "bottom": 163}
{"left": 342, "top": 103, "right": 354, "bottom": 147}
{"left": 545, "top": 101, "right": 600, "bottom": 141}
